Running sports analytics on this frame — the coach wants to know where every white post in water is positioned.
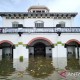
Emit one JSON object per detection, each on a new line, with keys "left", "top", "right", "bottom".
{"left": 56, "top": 34, "right": 67, "bottom": 69}
{"left": 75, "top": 47, "right": 78, "bottom": 59}
{"left": 0, "top": 49, "right": 2, "bottom": 60}
{"left": 52, "top": 46, "right": 58, "bottom": 69}
{"left": 13, "top": 35, "right": 29, "bottom": 71}
{"left": 13, "top": 45, "right": 29, "bottom": 71}
{"left": 79, "top": 48, "right": 80, "bottom": 65}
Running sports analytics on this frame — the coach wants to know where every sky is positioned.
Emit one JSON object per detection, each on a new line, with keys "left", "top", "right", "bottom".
{"left": 0, "top": 0, "right": 80, "bottom": 26}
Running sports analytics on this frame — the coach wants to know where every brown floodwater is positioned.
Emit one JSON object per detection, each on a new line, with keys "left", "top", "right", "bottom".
{"left": 0, "top": 56, "right": 80, "bottom": 80}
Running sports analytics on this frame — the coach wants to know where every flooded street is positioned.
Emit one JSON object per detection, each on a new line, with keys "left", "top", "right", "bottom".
{"left": 0, "top": 56, "right": 80, "bottom": 80}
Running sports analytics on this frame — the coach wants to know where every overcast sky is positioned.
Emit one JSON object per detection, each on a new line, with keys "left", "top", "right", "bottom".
{"left": 0, "top": 0, "right": 80, "bottom": 26}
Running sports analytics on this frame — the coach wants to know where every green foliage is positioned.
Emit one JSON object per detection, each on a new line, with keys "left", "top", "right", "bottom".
{"left": 27, "top": 57, "right": 55, "bottom": 78}
{"left": 57, "top": 41, "right": 62, "bottom": 44}
{"left": 0, "top": 59, "right": 15, "bottom": 76}
{"left": 18, "top": 42, "right": 23, "bottom": 45}
{"left": 19, "top": 56, "right": 24, "bottom": 62}
{"left": 65, "top": 57, "right": 80, "bottom": 70}
{"left": 62, "top": 43, "right": 65, "bottom": 46}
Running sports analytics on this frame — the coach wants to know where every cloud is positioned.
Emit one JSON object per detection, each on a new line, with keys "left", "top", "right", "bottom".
{"left": 0, "top": 0, "right": 23, "bottom": 4}
{"left": 48, "top": 0, "right": 80, "bottom": 12}
{"left": 0, "top": 0, "right": 80, "bottom": 26}
{"left": 10, "top": 0, "right": 24, "bottom": 4}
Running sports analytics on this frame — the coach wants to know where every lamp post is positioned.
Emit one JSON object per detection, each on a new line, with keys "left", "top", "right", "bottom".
{"left": 57, "top": 31, "right": 61, "bottom": 36}
{"left": 56, "top": 24, "right": 62, "bottom": 36}
{"left": 18, "top": 32, "right": 23, "bottom": 37}
{"left": 18, "top": 24, "right": 23, "bottom": 37}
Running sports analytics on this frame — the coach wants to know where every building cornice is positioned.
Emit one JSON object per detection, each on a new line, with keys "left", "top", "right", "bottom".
{"left": 0, "top": 12, "right": 77, "bottom": 19}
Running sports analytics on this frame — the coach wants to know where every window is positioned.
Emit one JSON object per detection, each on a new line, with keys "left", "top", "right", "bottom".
{"left": 36, "top": 11, "right": 41, "bottom": 13}
{"left": 59, "top": 21, "right": 65, "bottom": 27}
{"left": 33, "top": 10, "right": 35, "bottom": 13}
{"left": 12, "top": 22, "right": 19, "bottom": 27}
{"left": 35, "top": 21, "right": 44, "bottom": 27}
{"left": 42, "top": 10, "right": 45, "bottom": 13}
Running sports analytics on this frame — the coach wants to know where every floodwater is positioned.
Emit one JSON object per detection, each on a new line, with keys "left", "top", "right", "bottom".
{"left": 0, "top": 56, "right": 80, "bottom": 80}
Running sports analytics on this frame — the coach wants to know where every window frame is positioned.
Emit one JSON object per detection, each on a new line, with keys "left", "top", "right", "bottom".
{"left": 35, "top": 20, "right": 44, "bottom": 27}
{"left": 12, "top": 21, "right": 19, "bottom": 27}
{"left": 59, "top": 21, "right": 65, "bottom": 27}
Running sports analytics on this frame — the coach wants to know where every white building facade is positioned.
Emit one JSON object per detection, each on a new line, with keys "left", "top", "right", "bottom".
{"left": 0, "top": 5, "right": 80, "bottom": 68}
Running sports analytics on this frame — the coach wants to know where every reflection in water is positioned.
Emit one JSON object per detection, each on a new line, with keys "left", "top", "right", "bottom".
{"left": 0, "top": 56, "right": 80, "bottom": 80}
{"left": 27, "top": 56, "right": 55, "bottom": 78}
{"left": 0, "top": 59, "right": 15, "bottom": 76}
{"left": 66, "top": 57, "right": 80, "bottom": 70}
{"left": 13, "top": 59, "right": 28, "bottom": 71}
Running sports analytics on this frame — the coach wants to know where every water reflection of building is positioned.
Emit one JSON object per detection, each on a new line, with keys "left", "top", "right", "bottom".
{"left": 27, "top": 57, "right": 55, "bottom": 78}
{"left": 0, "top": 5, "right": 80, "bottom": 69}
{"left": 0, "top": 59, "right": 15, "bottom": 76}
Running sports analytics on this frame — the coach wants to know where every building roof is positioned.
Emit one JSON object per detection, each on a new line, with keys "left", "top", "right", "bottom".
{"left": 28, "top": 5, "right": 49, "bottom": 11}
{"left": 0, "top": 5, "right": 78, "bottom": 18}
{"left": 0, "top": 12, "right": 77, "bottom": 17}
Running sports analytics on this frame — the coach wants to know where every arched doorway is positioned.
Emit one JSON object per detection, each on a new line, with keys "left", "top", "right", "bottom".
{"left": 28, "top": 37, "right": 53, "bottom": 58}
{"left": 0, "top": 40, "right": 15, "bottom": 60}
{"left": 34, "top": 42, "right": 46, "bottom": 57}
{"left": 65, "top": 39, "right": 80, "bottom": 60}
{"left": 65, "top": 39, "right": 80, "bottom": 70}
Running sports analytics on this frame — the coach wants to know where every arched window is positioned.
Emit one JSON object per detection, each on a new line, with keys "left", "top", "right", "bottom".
{"left": 59, "top": 21, "right": 65, "bottom": 27}
{"left": 35, "top": 20, "right": 44, "bottom": 27}
{"left": 12, "top": 21, "right": 19, "bottom": 27}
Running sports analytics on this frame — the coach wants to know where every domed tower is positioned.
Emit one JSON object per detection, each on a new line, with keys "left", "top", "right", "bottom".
{"left": 28, "top": 5, "right": 49, "bottom": 13}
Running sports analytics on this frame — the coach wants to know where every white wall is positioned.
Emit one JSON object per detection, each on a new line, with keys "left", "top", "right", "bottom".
{"left": 0, "top": 34, "right": 19, "bottom": 44}
{"left": 24, "top": 18, "right": 54, "bottom": 27}
{"left": 2, "top": 17, "right": 24, "bottom": 27}
{"left": 2, "top": 17, "right": 74, "bottom": 27}
{"left": 53, "top": 18, "right": 73, "bottom": 27}
{"left": 0, "top": 33, "right": 80, "bottom": 59}
{"left": 60, "top": 33, "right": 80, "bottom": 43}
{"left": 0, "top": 33, "right": 80, "bottom": 47}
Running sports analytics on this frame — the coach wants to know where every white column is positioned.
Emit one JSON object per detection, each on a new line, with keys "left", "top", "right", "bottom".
{"left": 0, "top": 49, "right": 2, "bottom": 60}
{"left": 46, "top": 47, "right": 52, "bottom": 57}
{"left": 79, "top": 48, "right": 80, "bottom": 58}
{"left": 54, "top": 35, "right": 67, "bottom": 69}
{"left": 79, "top": 48, "right": 80, "bottom": 65}
{"left": 75, "top": 47, "right": 78, "bottom": 59}
{"left": 52, "top": 45, "right": 67, "bottom": 69}
{"left": 13, "top": 35, "right": 29, "bottom": 59}
{"left": 13, "top": 46, "right": 29, "bottom": 70}
{"left": 13, "top": 45, "right": 29, "bottom": 60}
{"left": 57, "top": 44, "right": 67, "bottom": 69}
{"left": 52, "top": 47, "right": 58, "bottom": 69}
{"left": 29, "top": 47, "right": 34, "bottom": 55}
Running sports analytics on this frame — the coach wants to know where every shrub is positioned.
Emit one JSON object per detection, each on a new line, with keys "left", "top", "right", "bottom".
{"left": 19, "top": 56, "right": 24, "bottom": 62}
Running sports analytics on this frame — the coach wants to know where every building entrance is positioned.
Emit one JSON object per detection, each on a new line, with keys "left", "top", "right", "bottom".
{"left": 34, "top": 42, "right": 45, "bottom": 57}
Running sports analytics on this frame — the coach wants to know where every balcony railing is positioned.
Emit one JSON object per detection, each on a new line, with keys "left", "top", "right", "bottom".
{"left": 0, "top": 27, "right": 80, "bottom": 33}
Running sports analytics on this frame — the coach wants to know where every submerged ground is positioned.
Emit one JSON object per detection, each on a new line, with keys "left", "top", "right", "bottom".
{"left": 0, "top": 56, "right": 80, "bottom": 80}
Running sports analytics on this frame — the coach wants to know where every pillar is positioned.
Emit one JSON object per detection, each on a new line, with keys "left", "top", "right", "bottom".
{"left": 0, "top": 49, "right": 2, "bottom": 60}
{"left": 13, "top": 45, "right": 29, "bottom": 59}
{"left": 52, "top": 35, "right": 67, "bottom": 69}
{"left": 13, "top": 45, "right": 29, "bottom": 70}
{"left": 75, "top": 47, "right": 78, "bottom": 59}
{"left": 29, "top": 47, "right": 34, "bottom": 56}
{"left": 79, "top": 48, "right": 80, "bottom": 58}
{"left": 46, "top": 47, "right": 52, "bottom": 57}
{"left": 57, "top": 44, "right": 67, "bottom": 69}
{"left": 52, "top": 46, "right": 58, "bottom": 69}
{"left": 79, "top": 48, "right": 80, "bottom": 65}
